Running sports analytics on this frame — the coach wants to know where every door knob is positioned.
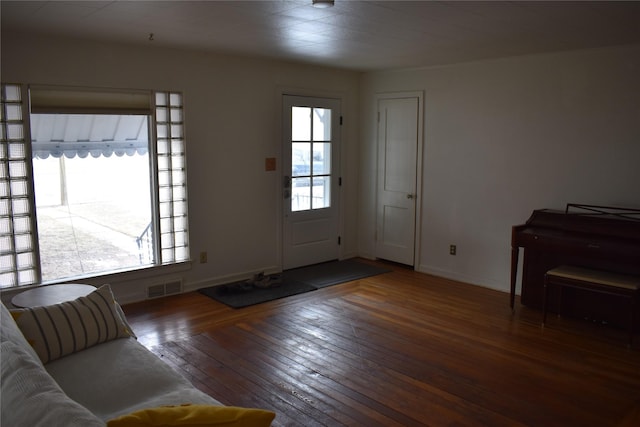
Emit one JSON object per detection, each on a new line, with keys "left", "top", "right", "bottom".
{"left": 284, "top": 176, "right": 291, "bottom": 199}
{"left": 407, "top": 193, "right": 415, "bottom": 200}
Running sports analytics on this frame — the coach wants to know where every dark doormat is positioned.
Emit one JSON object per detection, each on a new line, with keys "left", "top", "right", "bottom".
{"left": 283, "top": 258, "right": 392, "bottom": 289}
{"left": 199, "top": 259, "right": 391, "bottom": 308}
{"left": 199, "top": 279, "right": 316, "bottom": 309}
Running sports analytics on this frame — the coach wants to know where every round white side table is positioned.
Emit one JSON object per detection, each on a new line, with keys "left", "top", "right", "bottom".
{"left": 11, "top": 284, "right": 96, "bottom": 308}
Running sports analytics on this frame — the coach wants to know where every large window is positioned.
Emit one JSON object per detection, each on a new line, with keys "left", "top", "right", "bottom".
{"left": 0, "top": 84, "right": 189, "bottom": 288}
{"left": 31, "top": 114, "right": 153, "bottom": 281}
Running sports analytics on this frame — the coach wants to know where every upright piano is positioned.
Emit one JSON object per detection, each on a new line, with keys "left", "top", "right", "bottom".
{"left": 510, "top": 204, "right": 640, "bottom": 329}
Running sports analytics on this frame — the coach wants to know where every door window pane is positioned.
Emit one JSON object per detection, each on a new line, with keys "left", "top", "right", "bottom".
{"left": 312, "top": 176, "right": 331, "bottom": 209}
{"left": 292, "top": 142, "right": 311, "bottom": 177}
{"left": 313, "top": 108, "right": 331, "bottom": 141}
{"left": 312, "top": 142, "right": 331, "bottom": 175}
{"left": 291, "top": 107, "right": 310, "bottom": 141}
{"left": 292, "top": 177, "right": 311, "bottom": 212}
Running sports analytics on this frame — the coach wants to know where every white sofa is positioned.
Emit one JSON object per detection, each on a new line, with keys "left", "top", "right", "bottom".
{"left": 1, "top": 285, "right": 274, "bottom": 426}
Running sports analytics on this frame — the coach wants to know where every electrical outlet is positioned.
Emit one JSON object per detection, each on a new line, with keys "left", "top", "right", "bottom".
{"left": 449, "top": 245, "right": 457, "bottom": 255}
{"left": 199, "top": 251, "right": 208, "bottom": 263}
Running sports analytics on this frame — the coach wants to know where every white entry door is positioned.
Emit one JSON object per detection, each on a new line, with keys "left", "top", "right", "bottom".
{"left": 282, "top": 95, "right": 341, "bottom": 270}
{"left": 375, "top": 94, "right": 422, "bottom": 266}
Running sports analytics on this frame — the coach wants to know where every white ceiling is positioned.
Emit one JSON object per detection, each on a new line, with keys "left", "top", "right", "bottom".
{"left": 2, "top": 1, "right": 640, "bottom": 71}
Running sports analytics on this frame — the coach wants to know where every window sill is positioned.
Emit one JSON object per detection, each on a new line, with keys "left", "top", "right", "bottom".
{"left": 45, "top": 261, "right": 193, "bottom": 286}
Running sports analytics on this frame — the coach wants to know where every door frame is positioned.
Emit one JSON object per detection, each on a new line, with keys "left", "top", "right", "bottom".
{"left": 374, "top": 91, "right": 424, "bottom": 268}
{"left": 276, "top": 87, "right": 346, "bottom": 271}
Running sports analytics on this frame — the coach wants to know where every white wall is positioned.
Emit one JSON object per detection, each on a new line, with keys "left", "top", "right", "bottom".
{"left": 359, "top": 44, "right": 640, "bottom": 293}
{"left": 1, "top": 32, "right": 361, "bottom": 303}
{"left": 3, "top": 32, "right": 639, "bottom": 304}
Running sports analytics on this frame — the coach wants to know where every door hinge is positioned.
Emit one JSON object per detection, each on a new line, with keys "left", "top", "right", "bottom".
{"left": 338, "top": 177, "right": 342, "bottom": 186}
{"left": 340, "top": 116, "right": 343, "bottom": 125}
{"left": 338, "top": 236, "right": 341, "bottom": 245}
{"left": 377, "top": 111, "right": 380, "bottom": 122}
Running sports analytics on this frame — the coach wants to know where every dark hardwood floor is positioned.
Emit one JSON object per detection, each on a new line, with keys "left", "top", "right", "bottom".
{"left": 123, "top": 260, "right": 640, "bottom": 426}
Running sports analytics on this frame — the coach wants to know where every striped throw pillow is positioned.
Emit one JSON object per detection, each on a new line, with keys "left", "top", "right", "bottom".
{"left": 10, "top": 284, "right": 134, "bottom": 364}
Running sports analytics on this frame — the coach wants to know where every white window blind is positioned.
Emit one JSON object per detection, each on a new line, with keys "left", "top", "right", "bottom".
{"left": 30, "top": 86, "right": 151, "bottom": 114}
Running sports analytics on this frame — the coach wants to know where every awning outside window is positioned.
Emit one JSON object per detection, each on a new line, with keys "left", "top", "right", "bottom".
{"left": 30, "top": 114, "right": 149, "bottom": 159}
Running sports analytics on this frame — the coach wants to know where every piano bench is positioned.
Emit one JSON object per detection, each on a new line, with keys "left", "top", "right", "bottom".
{"left": 542, "top": 265, "right": 640, "bottom": 347}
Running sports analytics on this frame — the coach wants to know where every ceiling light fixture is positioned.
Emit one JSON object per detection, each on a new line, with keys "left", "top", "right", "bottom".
{"left": 312, "top": 0, "right": 334, "bottom": 8}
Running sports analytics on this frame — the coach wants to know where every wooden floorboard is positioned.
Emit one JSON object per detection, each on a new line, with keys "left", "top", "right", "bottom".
{"left": 123, "top": 260, "right": 640, "bottom": 427}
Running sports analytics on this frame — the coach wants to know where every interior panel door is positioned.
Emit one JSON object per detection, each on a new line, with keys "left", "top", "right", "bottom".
{"left": 375, "top": 96, "right": 420, "bottom": 266}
